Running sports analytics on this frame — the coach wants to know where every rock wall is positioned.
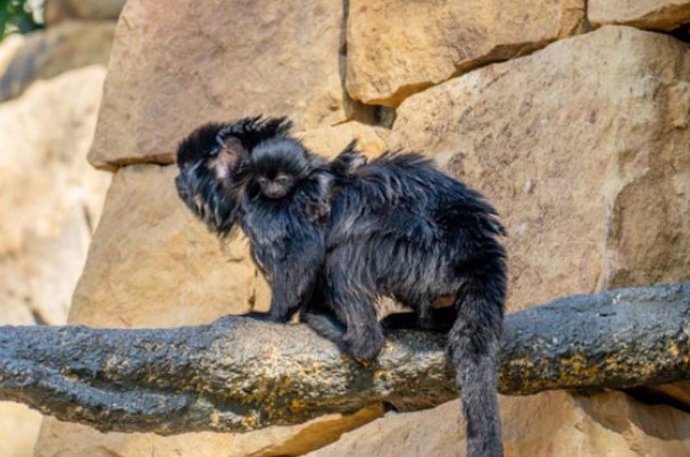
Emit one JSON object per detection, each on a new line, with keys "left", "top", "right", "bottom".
{"left": 306, "top": 391, "right": 690, "bottom": 457}
{"left": 32, "top": 1, "right": 690, "bottom": 456}
{"left": 0, "top": 1, "right": 122, "bottom": 455}
{"left": 0, "top": 67, "right": 110, "bottom": 326}
{"left": 0, "top": 67, "right": 111, "bottom": 457}
{"left": 0, "top": 22, "right": 115, "bottom": 102}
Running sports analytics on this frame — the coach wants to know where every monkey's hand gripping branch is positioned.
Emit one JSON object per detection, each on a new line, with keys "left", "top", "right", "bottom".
{"left": 0, "top": 283, "right": 689, "bottom": 435}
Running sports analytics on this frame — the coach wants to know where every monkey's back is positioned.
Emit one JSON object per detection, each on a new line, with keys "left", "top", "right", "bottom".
{"left": 326, "top": 151, "right": 506, "bottom": 311}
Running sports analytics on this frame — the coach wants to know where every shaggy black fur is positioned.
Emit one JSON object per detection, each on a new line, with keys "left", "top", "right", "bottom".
{"left": 176, "top": 116, "right": 362, "bottom": 322}
{"left": 175, "top": 116, "right": 506, "bottom": 457}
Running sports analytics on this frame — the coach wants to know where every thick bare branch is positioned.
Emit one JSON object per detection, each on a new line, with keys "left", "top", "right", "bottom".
{"left": 0, "top": 283, "right": 689, "bottom": 434}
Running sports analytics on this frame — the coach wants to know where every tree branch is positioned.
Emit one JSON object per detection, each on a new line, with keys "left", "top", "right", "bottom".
{"left": 0, "top": 283, "right": 689, "bottom": 434}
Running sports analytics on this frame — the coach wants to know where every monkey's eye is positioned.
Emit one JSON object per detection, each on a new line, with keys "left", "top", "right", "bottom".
{"left": 275, "top": 176, "right": 291, "bottom": 185}
{"left": 208, "top": 146, "right": 220, "bottom": 157}
{"left": 257, "top": 177, "right": 269, "bottom": 185}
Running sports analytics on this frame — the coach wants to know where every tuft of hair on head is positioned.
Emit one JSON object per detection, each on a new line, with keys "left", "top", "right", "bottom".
{"left": 176, "top": 116, "right": 294, "bottom": 169}
{"left": 216, "top": 115, "right": 294, "bottom": 152}
{"left": 176, "top": 122, "right": 229, "bottom": 168}
{"left": 249, "top": 137, "right": 315, "bottom": 177}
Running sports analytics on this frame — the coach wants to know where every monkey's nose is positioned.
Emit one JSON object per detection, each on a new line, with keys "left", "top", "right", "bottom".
{"left": 175, "top": 175, "right": 188, "bottom": 197}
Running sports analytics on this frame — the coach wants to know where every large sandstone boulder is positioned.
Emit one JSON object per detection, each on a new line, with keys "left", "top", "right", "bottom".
{"left": 0, "top": 403, "right": 42, "bottom": 457}
{"left": 589, "top": 0, "right": 690, "bottom": 31}
{"left": 88, "top": 0, "right": 361, "bottom": 170}
{"left": 346, "top": 0, "right": 585, "bottom": 107}
{"left": 67, "top": 163, "right": 266, "bottom": 328}
{"left": 0, "top": 66, "right": 111, "bottom": 457}
{"left": 0, "top": 22, "right": 115, "bottom": 102}
{"left": 307, "top": 391, "right": 690, "bottom": 457}
{"left": 390, "top": 25, "right": 690, "bottom": 312}
{"left": 0, "top": 66, "right": 110, "bottom": 326}
{"left": 38, "top": 406, "right": 381, "bottom": 457}
{"left": 297, "top": 121, "right": 390, "bottom": 159}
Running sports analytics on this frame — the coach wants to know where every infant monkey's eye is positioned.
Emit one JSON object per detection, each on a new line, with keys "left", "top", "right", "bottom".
{"left": 257, "top": 177, "right": 269, "bottom": 185}
{"left": 274, "top": 175, "right": 291, "bottom": 185}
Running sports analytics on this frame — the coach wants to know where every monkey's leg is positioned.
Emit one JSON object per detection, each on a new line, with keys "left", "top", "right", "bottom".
{"left": 248, "top": 248, "right": 323, "bottom": 323}
{"left": 301, "top": 311, "right": 348, "bottom": 351}
{"left": 449, "top": 275, "right": 504, "bottom": 457}
{"left": 242, "top": 281, "right": 295, "bottom": 323}
{"left": 326, "top": 264, "right": 384, "bottom": 361}
{"left": 264, "top": 264, "right": 321, "bottom": 322}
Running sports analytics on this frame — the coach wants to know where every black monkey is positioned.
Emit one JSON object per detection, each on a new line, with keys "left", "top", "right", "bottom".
{"left": 175, "top": 117, "right": 506, "bottom": 457}
{"left": 176, "top": 116, "right": 362, "bottom": 322}
{"left": 306, "top": 150, "right": 506, "bottom": 457}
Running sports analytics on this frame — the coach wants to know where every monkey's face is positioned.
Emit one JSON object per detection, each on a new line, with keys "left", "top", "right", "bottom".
{"left": 246, "top": 138, "right": 312, "bottom": 201}
{"left": 255, "top": 173, "right": 296, "bottom": 199}
{"left": 175, "top": 123, "right": 247, "bottom": 237}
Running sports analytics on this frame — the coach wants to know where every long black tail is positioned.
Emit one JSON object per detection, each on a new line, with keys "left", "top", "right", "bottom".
{"left": 449, "top": 262, "right": 506, "bottom": 457}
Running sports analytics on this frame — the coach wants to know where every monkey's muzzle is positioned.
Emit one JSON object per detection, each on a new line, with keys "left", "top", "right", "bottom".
{"left": 175, "top": 174, "right": 190, "bottom": 199}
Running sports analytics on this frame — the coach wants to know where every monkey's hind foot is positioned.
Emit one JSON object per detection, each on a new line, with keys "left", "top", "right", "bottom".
{"left": 302, "top": 312, "right": 346, "bottom": 346}
{"left": 343, "top": 325, "right": 385, "bottom": 361}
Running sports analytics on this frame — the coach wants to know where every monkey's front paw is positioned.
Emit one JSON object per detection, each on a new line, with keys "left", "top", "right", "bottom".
{"left": 344, "top": 327, "right": 385, "bottom": 361}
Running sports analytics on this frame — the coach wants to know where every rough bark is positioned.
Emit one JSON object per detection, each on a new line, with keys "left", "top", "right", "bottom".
{"left": 0, "top": 283, "right": 689, "bottom": 434}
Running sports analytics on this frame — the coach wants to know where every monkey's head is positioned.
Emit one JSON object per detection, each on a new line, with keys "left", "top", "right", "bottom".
{"left": 175, "top": 122, "right": 246, "bottom": 237}
{"left": 244, "top": 137, "right": 317, "bottom": 200}
{"left": 175, "top": 116, "right": 294, "bottom": 236}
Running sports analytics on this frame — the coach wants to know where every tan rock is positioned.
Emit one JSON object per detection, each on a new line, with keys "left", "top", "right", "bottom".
{"left": 307, "top": 391, "right": 690, "bottom": 457}
{"left": 0, "top": 66, "right": 110, "bottom": 457}
{"left": 88, "top": 0, "right": 353, "bottom": 170}
{"left": 0, "top": 66, "right": 111, "bottom": 326}
{"left": 36, "top": 420, "right": 236, "bottom": 457}
{"left": 589, "top": 0, "right": 690, "bottom": 31}
{"left": 37, "top": 405, "right": 381, "bottom": 457}
{"left": 390, "top": 25, "right": 690, "bottom": 312}
{"left": 0, "top": 34, "right": 24, "bottom": 76}
{"left": 0, "top": 403, "right": 42, "bottom": 457}
{"left": 297, "top": 121, "right": 390, "bottom": 159}
{"left": 44, "top": 0, "right": 126, "bottom": 24}
{"left": 67, "top": 163, "right": 265, "bottom": 328}
{"left": 649, "top": 381, "right": 690, "bottom": 408}
{"left": 0, "top": 22, "right": 115, "bottom": 102}
{"left": 346, "top": 0, "right": 585, "bottom": 107}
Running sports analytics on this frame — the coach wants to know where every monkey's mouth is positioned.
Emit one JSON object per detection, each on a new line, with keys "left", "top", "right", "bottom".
{"left": 263, "top": 190, "right": 288, "bottom": 199}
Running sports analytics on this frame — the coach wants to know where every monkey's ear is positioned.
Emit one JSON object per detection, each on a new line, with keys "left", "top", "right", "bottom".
{"left": 331, "top": 140, "right": 367, "bottom": 176}
{"left": 305, "top": 172, "right": 334, "bottom": 223}
{"left": 215, "top": 132, "right": 249, "bottom": 171}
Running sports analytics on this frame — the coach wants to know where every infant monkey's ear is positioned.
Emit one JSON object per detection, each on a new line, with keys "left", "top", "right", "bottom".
{"left": 330, "top": 140, "right": 368, "bottom": 176}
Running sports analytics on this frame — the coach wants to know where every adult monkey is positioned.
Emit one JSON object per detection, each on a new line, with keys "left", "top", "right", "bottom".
{"left": 175, "top": 116, "right": 506, "bottom": 457}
